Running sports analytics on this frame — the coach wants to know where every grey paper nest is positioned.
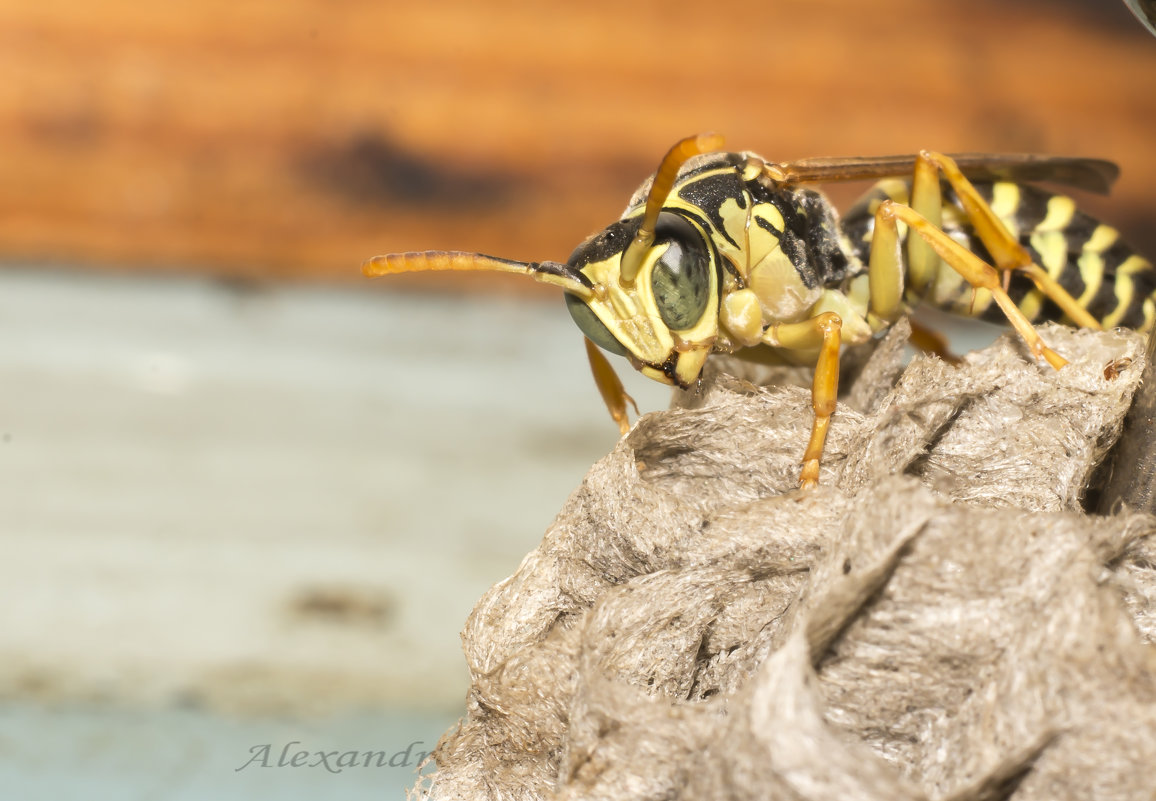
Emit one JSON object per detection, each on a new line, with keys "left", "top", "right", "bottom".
{"left": 415, "top": 322, "right": 1156, "bottom": 801}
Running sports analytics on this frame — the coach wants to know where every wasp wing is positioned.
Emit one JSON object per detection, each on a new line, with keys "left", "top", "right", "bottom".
{"left": 769, "top": 153, "right": 1119, "bottom": 195}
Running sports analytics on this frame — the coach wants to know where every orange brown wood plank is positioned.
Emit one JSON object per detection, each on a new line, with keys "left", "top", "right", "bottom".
{"left": 0, "top": 0, "right": 1153, "bottom": 286}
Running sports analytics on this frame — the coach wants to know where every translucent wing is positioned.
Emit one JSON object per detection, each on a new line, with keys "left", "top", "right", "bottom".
{"left": 766, "top": 153, "right": 1119, "bottom": 195}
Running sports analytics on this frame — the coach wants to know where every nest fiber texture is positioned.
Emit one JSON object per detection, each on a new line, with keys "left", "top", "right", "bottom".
{"left": 417, "top": 323, "right": 1156, "bottom": 801}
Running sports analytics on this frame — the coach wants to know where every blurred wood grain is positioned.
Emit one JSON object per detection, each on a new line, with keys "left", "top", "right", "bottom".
{"left": 1, "top": 0, "right": 1154, "bottom": 288}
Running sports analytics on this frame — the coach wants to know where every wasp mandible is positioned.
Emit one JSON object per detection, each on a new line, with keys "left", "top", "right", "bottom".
{"left": 365, "top": 134, "right": 1155, "bottom": 488}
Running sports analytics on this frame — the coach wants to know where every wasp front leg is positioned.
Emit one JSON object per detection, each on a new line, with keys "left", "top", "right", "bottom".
{"left": 584, "top": 338, "right": 638, "bottom": 436}
{"left": 763, "top": 312, "right": 843, "bottom": 489}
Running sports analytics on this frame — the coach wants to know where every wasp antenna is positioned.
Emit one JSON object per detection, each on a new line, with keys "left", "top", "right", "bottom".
{"left": 362, "top": 251, "right": 507, "bottom": 277}
{"left": 619, "top": 132, "right": 725, "bottom": 285}
{"left": 362, "top": 251, "right": 593, "bottom": 299}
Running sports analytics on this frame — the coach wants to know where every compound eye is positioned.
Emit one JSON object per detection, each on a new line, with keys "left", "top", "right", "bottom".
{"left": 565, "top": 292, "right": 629, "bottom": 357}
{"left": 649, "top": 213, "right": 711, "bottom": 331}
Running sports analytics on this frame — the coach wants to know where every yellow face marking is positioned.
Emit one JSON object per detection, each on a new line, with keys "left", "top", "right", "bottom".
{"left": 578, "top": 242, "right": 676, "bottom": 365}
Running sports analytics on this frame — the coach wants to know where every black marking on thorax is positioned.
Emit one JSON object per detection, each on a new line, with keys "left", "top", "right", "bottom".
{"left": 675, "top": 170, "right": 747, "bottom": 251}
{"left": 747, "top": 181, "right": 852, "bottom": 290}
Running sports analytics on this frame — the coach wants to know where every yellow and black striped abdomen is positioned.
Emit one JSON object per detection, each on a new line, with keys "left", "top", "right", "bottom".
{"left": 844, "top": 179, "right": 1156, "bottom": 332}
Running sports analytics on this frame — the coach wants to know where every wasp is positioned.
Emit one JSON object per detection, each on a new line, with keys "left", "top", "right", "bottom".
{"left": 364, "top": 134, "right": 1154, "bottom": 488}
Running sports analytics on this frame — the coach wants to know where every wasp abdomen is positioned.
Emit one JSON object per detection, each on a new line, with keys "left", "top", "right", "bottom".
{"left": 843, "top": 179, "right": 1156, "bottom": 332}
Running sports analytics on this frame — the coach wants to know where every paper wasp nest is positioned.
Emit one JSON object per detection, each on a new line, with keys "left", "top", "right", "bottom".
{"left": 414, "top": 322, "right": 1156, "bottom": 801}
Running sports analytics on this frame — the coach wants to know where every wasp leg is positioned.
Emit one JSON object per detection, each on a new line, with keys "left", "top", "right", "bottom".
{"left": 764, "top": 312, "right": 842, "bottom": 489}
{"left": 905, "top": 153, "right": 943, "bottom": 294}
{"left": 584, "top": 338, "right": 638, "bottom": 436}
{"left": 866, "top": 190, "right": 906, "bottom": 327}
{"left": 913, "top": 151, "right": 1101, "bottom": 330}
{"left": 876, "top": 200, "right": 1067, "bottom": 369}
{"left": 861, "top": 204, "right": 960, "bottom": 361}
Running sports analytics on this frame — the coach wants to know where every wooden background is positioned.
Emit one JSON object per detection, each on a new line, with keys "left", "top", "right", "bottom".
{"left": 1, "top": 0, "right": 1154, "bottom": 290}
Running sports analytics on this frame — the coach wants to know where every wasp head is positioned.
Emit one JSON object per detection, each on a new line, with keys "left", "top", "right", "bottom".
{"left": 563, "top": 209, "right": 720, "bottom": 389}
{"left": 361, "top": 134, "right": 726, "bottom": 389}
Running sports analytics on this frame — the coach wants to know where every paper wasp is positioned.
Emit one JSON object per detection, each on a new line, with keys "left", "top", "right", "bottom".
{"left": 364, "top": 134, "right": 1154, "bottom": 488}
